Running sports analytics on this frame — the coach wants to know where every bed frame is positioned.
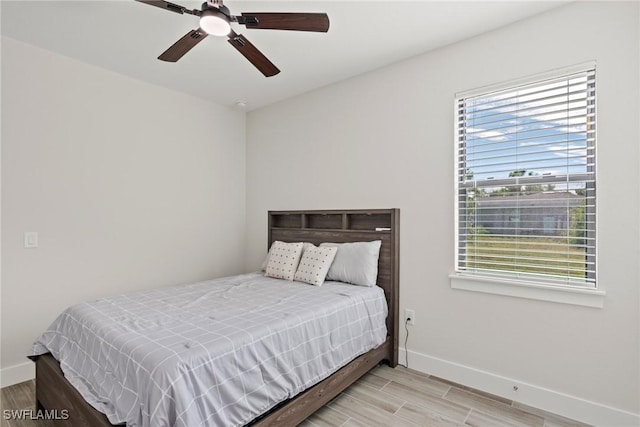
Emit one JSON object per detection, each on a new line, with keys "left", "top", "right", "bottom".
{"left": 33, "top": 208, "right": 400, "bottom": 426}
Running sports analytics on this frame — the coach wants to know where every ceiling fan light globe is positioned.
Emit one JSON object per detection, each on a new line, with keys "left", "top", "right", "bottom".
{"left": 200, "top": 10, "right": 231, "bottom": 36}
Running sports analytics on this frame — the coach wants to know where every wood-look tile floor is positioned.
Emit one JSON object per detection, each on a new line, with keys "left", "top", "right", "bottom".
{"left": 301, "top": 365, "right": 591, "bottom": 427}
{"left": 0, "top": 365, "right": 590, "bottom": 427}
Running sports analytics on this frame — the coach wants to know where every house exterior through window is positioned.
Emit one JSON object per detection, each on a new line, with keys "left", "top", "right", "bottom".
{"left": 455, "top": 66, "right": 596, "bottom": 288}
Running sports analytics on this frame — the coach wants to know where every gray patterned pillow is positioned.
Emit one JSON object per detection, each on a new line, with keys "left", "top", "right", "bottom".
{"left": 294, "top": 245, "right": 338, "bottom": 286}
{"left": 265, "top": 241, "right": 304, "bottom": 280}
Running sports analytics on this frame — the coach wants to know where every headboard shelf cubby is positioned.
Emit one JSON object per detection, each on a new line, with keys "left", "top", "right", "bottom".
{"left": 269, "top": 209, "right": 394, "bottom": 232}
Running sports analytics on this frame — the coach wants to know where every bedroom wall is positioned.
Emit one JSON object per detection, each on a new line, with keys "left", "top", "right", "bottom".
{"left": 245, "top": 1, "right": 639, "bottom": 425}
{"left": 1, "top": 37, "right": 246, "bottom": 385}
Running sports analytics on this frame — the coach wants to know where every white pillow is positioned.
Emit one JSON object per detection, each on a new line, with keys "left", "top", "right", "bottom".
{"left": 320, "top": 241, "right": 382, "bottom": 287}
{"left": 265, "top": 241, "right": 304, "bottom": 281}
{"left": 294, "top": 245, "right": 338, "bottom": 286}
{"left": 262, "top": 242, "right": 314, "bottom": 271}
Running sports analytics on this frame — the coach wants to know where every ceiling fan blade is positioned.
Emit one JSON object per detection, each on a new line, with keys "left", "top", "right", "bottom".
{"left": 158, "top": 29, "right": 208, "bottom": 62}
{"left": 135, "top": 0, "right": 199, "bottom": 16}
{"left": 239, "top": 13, "right": 329, "bottom": 32}
{"left": 227, "top": 31, "right": 280, "bottom": 77}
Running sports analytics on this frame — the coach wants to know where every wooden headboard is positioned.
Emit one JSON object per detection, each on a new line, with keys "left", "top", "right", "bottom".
{"left": 268, "top": 209, "right": 399, "bottom": 366}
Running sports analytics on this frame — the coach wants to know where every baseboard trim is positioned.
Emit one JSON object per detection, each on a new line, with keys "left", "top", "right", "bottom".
{"left": 1, "top": 361, "right": 35, "bottom": 388}
{"left": 400, "top": 348, "right": 639, "bottom": 427}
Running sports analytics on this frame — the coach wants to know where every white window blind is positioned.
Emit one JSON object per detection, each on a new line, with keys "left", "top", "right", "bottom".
{"left": 455, "top": 68, "right": 596, "bottom": 287}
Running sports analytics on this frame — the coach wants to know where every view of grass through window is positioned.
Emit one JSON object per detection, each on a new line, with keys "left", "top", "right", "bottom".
{"left": 463, "top": 185, "right": 588, "bottom": 280}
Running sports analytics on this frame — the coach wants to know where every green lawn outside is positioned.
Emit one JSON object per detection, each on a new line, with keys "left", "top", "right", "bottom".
{"left": 463, "top": 235, "right": 588, "bottom": 278}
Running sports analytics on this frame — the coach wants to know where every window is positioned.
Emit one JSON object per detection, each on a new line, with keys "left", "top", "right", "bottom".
{"left": 455, "top": 66, "right": 596, "bottom": 289}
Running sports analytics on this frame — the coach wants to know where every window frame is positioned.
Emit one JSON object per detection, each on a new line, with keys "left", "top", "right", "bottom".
{"left": 451, "top": 63, "right": 603, "bottom": 307}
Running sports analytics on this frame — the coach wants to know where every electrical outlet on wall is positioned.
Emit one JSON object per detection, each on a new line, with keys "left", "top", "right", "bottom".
{"left": 404, "top": 309, "right": 415, "bottom": 326}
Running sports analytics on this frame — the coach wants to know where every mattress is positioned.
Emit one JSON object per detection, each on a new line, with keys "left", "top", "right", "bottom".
{"left": 30, "top": 272, "right": 388, "bottom": 427}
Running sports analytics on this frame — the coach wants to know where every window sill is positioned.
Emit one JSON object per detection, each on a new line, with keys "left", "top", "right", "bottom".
{"left": 449, "top": 274, "right": 605, "bottom": 308}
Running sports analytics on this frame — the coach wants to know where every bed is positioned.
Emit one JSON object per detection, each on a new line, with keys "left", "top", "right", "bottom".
{"left": 30, "top": 209, "right": 400, "bottom": 426}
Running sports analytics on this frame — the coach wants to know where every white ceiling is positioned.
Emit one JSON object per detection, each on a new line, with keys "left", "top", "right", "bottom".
{"left": 1, "top": 1, "right": 570, "bottom": 111}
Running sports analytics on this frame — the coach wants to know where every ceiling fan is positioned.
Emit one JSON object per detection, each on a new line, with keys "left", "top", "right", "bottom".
{"left": 136, "top": 0, "right": 330, "bottom": 77}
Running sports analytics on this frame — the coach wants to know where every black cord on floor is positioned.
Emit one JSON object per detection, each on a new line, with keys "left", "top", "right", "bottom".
{"left": 398, "top": 318, "right": 410, "bottom": 369}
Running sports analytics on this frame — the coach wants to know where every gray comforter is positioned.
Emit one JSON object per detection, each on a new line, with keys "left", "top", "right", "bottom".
{"left": 30, "top": 272, "right": 387, "bottom": 426}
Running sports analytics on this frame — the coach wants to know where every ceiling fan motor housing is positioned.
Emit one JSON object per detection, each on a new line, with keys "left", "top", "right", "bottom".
{"left": 203, "top": 1, "right": 230, "bottom": 15}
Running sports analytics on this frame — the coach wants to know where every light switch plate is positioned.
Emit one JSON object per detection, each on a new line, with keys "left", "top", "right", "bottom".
{"left": 24, "top": 232, "right": 38, "bottom": 248}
